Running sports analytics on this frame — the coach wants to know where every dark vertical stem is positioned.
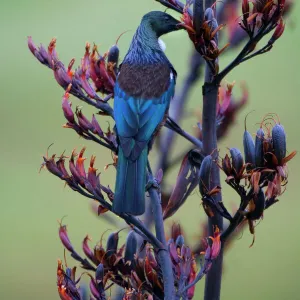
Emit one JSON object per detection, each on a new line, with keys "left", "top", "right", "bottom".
{"left": 147, "top": 164, "right": 175, "bottom": 299}
{"left": 202, "top": 82, "right": 223, "bottom": 300}
{"left": 149, "top": 186, "right": 175, "bottom": 299}
{"left": 200, "top": 1, "right": 224, "bottom": 300}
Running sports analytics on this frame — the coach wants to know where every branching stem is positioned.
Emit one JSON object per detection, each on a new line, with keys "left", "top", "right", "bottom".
{"left": 147, "top": 167, "right": 175, "bottom": 299}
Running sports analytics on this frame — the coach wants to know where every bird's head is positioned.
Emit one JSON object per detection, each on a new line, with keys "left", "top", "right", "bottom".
{"left": 141, "top": 11, "right": 182, "bottom": 37}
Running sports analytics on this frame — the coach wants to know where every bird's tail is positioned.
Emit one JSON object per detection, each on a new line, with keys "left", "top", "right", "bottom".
{"left": 113, "top": 147, "right": 147, "bottom": 216}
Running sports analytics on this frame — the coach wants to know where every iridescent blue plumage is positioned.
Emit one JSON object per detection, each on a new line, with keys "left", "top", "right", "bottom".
{"left": 113, "top": 11, "right": 181, "bottom": 215}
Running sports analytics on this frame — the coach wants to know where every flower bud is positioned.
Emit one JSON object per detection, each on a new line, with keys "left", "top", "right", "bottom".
{"left": 248, "top": 188, "right": 265, "bottom": 220}
{"left": 199, "top": 155, "right": 213, "bottom": 196}
{"left": 272, "top": 124, "right": 286, "bottom": 165}
{"left": 230, "top": 148, "right": 244, "bottom": 176}
{"left": 108, "top": 44, "right": 119, "bottom": 76}
{"left": 62, "top": 89, "right": 75, "bottom": 124}
{"left": 69, "top": 150, "right": 83, "bottom": 186}
{"left": 59, "top": 224, "right": 74, "bottom": 252}
{"left": 243, "top": 130, "right": 255, "bottom": 166}
{"left": 76, "top": 148, "right": 87, "bottom": 179}
{"left": 95, "top": 263, "right": 104, "bottom": 282}
{"left": 108, "top": 45, "right": 119, "bottom": 64}
{"left": 53, "top": 61, "right": 72, "bottom": 89}
{"left": 106, "top": 232, "right": 119, "bottom": 258}
{"left": 82, "top": 235, "right": 97, "bottom": 264}
{"left": 91, "top": 114, "right": 104, "bottom": 137}
{"left": 76, "top": 109, "right": 93, "bottom": 132}
{"left": 175, "top": 235, "right": 185, "bottom": 248}
{"left": 255, "top": 128, "right": 265, "bottom": 167}
{"left": 222, "top": 154, "right": 232, "bottom": 176}
{"left": 269, "top": 19, "right": 285, "bottom": 45}
{"left": 124, "top": 231, "right": 137, "bottom": 264}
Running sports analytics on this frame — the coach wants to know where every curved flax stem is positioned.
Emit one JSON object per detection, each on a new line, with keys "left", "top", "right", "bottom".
{"left": 215, "top": 25, "right": 270, "bottom": 83}
{"left": 165, "top": 117, "right": 203, "bottom": 149}
{"left": 221, "top": 188, "right": 253, "bottom": 242}
{"left": 147, "top": 165, "right": 175, "bottom": 300}
{"left": 74, "top": 186, "right": 163, "bottom": 249}
{"left": 77, "top": 130, "right": 116, "bottom": 152}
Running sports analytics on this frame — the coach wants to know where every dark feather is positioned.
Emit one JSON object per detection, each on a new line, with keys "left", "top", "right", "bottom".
{"left": 118, "top": 63, "right": 171, "bottom": 98}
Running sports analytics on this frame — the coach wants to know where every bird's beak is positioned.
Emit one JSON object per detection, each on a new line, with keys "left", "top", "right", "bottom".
{"left": 177, "top": 22, "right": 195, "bottom": 33}
{"left": 176, "top": 22, "right": 187, "bottom": 30}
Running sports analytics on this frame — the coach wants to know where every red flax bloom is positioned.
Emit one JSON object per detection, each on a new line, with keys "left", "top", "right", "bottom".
{"left": 57, "top": 260, "right": 81, "bottom": 300}
{"left": 240, "top": 0, "right": 287, "bottom": 40}
{"left": 206, "top": 226, "right": 221, "bottom": 261}
{"left": 200, "top": 227, "right": 221, "bottom": 271}
{"left": 58, "top": 222, "right": 74, "bottom": 253}
{"left": 269, "top": 18, "right": 285, "bottom": 44}
{"left": 180, "top": 5, "right": 228, "bottom": 73}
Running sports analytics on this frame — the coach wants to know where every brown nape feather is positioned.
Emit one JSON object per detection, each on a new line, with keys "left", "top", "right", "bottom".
{"left": 118, "top": 63, "right": 171, "bottom": 99}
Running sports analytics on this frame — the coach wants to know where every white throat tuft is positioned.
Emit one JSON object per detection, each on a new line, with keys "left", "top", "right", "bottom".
{"left": 158, "top": 39, "right": 166, "bottom": 52}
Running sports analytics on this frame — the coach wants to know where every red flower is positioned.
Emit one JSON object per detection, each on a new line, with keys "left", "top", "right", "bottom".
{"left": 58, "top": 223, "right": 74, "bottom": 253}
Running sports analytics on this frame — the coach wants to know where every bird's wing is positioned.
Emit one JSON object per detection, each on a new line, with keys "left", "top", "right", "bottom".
{"left": 114, "top": 63, "right": 175, "bottom": 160}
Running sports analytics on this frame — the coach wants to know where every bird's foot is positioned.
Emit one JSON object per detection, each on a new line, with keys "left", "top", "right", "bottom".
{"left": 145, "top": 178, "right": 160, "bottom": 192}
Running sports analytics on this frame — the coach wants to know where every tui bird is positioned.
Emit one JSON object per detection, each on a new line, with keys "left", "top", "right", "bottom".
{"left": 113, "top": 11, "right": 182, "bottom": 216}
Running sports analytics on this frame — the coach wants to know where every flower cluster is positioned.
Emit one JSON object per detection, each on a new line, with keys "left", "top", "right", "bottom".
{"left": 62, "top": 87, "right": 117, "bottom": 152}
{"left": 56, "top": 223, "right": 221, "bottom": 299}
{"left": 168, "top": 225, "right": 221, "bottom": 296}
{"left": 41, "top": 147, "right": 114, "bottom": 213}
{"left": 181, "top": 7, "right": 228, "bottom": 73}
{"left": 222, "top": 116, "right": 296, "bottom": 197}
{"left": 157, "top": 0, "right": 290, "bottom": 77}
{"left": 219, "top": 115, "right": 296, "bottom": 244}
{"left": 241, "top": 0, "right": 286, "bottom": 42}
{"left": 28, "top": 37, "right": 117, "bottom": 115}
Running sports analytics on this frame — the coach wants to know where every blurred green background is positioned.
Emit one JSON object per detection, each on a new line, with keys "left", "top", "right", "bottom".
{"left": 1, "top": 0, "right": 299, "bottom": 299}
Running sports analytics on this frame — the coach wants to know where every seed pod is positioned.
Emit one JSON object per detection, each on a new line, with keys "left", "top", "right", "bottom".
{"left": 95, "top": 263, "right": 106, "bottom": 298}
{"left": 248, "top": 188, "right": 265, "bottom": 220}
{"left": 255, "top": 128, "right": 265, "bottom": 167}
{"left": 108, "top": 44, "right": 119, "bottom": 74}
{"left": 230, "top": 148, "right": 244, "bottom": 176}
{"left": 199, "top": 155, "right": 213, "bottom": 196}
{"left": 243, "top": 131, "right": 255, "bottom": 166}
{"left": 95, "top": 263, "right": 104, "bottom": 281}
{"left": 106, "top": 232, "right": 119, "bottom": 258}
{"left": 108, "top": 45, "right": 119, "bottom": 64}
{"left": 124, "top": 231, "right": 137, "bottom": 263}
{"left": 272, "top": 124, "right": 286, "bottom": 165}
{"left": 175, "top": 235, "right": 185, "bottom": 249}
